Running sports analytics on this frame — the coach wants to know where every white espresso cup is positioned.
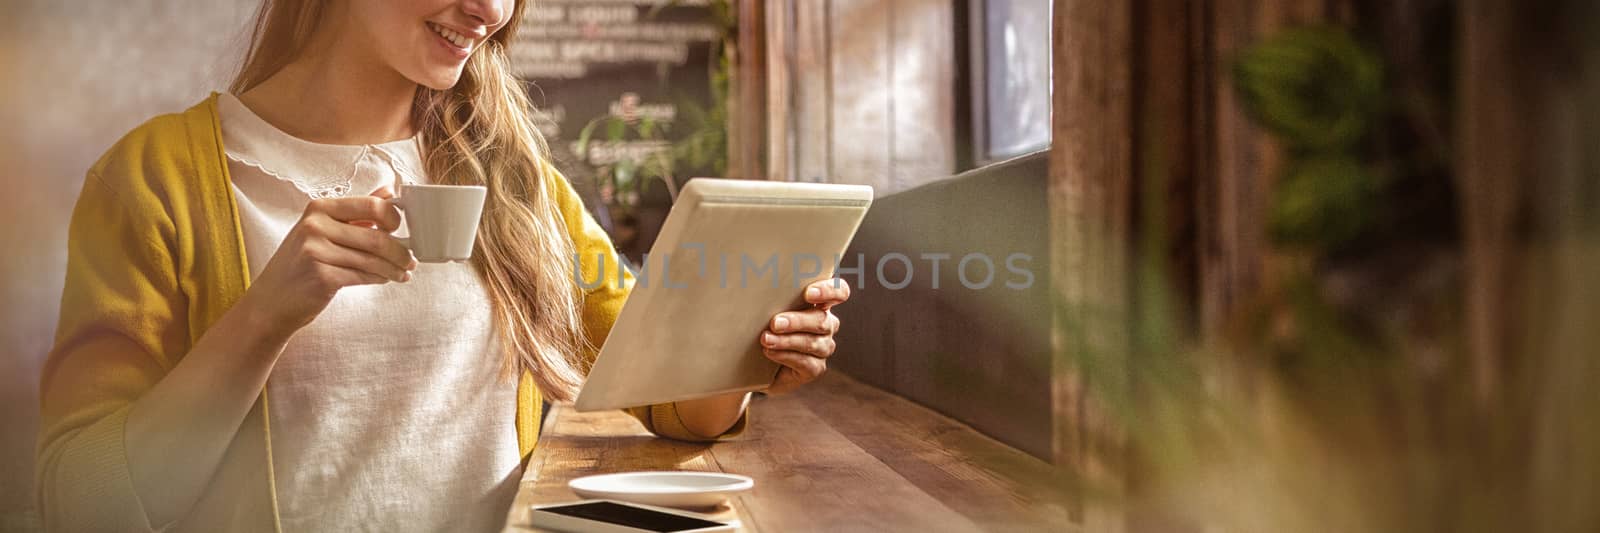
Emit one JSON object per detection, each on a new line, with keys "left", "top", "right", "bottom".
{"left": 392, "top": 183, "right": 487, "bottom": 263}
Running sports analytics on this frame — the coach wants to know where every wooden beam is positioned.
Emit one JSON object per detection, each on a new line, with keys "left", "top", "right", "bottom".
{"left": 765, "top": 1, "right": 793, "bottom": 182}
{"left": 1051, "top": 0, "right": 1134, "bottom": 530}
{"left": 1198, "top": 0, "right": 1341, "bottom": 336}
{"left": 792, "top": 0, "right": 830, "bottom": 184}
{"left": 827, "top": 0, "right": 893, "bottom": 192}
{"left": 888, "top": 0, "right": 957, "bottom": 189}
{"left": 1457, "top": 0, "right": 1531, "bottom": 404}
{"left": 1127, "top": 1, "right": 1200, "bottom": 529}
{"left": 731, "top": 0, "right": 767, "bottom": 180}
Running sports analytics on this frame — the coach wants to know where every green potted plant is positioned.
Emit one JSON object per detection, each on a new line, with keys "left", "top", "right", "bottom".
{"left": 570, "top": 0, "right": 734, "bottom": 254}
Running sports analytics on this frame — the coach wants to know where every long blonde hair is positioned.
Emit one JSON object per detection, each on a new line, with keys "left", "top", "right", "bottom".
{"left": 232, "top": 0, "right": 591, "bottom": 400}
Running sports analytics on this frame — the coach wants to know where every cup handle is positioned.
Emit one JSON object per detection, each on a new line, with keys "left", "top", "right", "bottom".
{"left": 390, "top": 196, "right": 411, "bottom": 249}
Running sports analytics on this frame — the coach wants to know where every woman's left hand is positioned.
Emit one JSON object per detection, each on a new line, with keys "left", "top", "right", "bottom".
{"left": 761, "top": 278, "right": 850, "bottom": 394}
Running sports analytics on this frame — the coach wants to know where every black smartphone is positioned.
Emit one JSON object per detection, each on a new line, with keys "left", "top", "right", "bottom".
{"left": 527, "top": 500, "right": 736, "bottom": 533}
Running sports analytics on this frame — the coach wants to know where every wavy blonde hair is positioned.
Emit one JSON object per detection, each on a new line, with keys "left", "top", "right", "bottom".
{"left": 232, "top": 0, "right": 591, "bottom": 400}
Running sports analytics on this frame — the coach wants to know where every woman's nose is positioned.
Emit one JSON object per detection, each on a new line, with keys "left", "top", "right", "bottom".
{"left": 459, "top": 0, "right": 507, "bottom": 27}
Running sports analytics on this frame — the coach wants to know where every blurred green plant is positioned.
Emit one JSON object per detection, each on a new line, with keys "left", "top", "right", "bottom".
{"left": 673, "top": 0, "right": 734, "bottom": 177}
{"left": 1234, "top": 27, "right": 1385, "bottom": 151}
{"left": 1268, "top": 156, "right": 1388, "bottom": 246}
{"left": 1063, "top": 20, "right": 1518, "bottom": 533}
{"left": 571, "top": 112, "right": 670, "bottom": 204}
{"left": 1066, "top": 7, "right": 1600, "bottom": 532}
{"left": 1234, "top": 26, "right": 1387, "bottom": 250}
{"left": 573, "top": 0, "right": 733, "bottom": 218}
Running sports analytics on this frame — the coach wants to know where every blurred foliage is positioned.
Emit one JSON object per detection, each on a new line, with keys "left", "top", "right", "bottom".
{"left": 573, "top": 0, "right": 735, "bottom": 217}
{"left": 1235, "top": 26, "right": 1389, "bottom": 251}
{"left": 1093, "top": 14, "right": 1501, "bottom": 532}
{"left": 1268, "top": 156, "right": 1388, "bottom": 247}
{"left": 1063, "top": 2, "right": 1600, "bottom": 531}
{"left": 652, "top": 0, "right": 734, "bottom": 178}
{"left": 1234, "top": 27, "right": 1385, "bottom": 150}
{"left": 572, "top": 114, "right": 677, "bottom": 211}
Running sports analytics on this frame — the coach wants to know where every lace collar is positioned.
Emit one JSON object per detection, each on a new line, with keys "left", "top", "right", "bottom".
{"left": 218, "top": 93, "right": 425, "bottom": 198}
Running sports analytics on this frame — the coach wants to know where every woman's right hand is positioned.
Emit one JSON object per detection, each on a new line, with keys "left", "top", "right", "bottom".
{"left": 243, "top": 193, "right": 416, "bottom": 335}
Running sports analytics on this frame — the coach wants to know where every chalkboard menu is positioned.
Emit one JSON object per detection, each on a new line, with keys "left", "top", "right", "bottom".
{"left": 508, "top": 0, "right": 726, "bottom": 241}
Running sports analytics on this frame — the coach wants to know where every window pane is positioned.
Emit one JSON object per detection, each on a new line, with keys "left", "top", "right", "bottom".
{"left": 985, "top": 0, "right": 1053, "bottom": 160}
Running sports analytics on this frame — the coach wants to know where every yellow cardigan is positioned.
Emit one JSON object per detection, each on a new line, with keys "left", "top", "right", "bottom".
{"left": 36, "top": 94, "right": 742, "bottom": 531}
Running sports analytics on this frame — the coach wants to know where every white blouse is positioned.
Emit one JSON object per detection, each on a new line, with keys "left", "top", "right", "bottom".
{"left": 214, "top": 93, "right": 521, "bottom": 533}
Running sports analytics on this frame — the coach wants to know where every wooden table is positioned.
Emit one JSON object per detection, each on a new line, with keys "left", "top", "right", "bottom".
{"left": 502, "top": 373, "right": 1076, "bottom": 532}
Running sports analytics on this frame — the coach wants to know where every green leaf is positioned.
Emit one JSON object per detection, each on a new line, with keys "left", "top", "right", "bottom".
{"left": 1232, "top": 26, "right": 1385, "bottom": 150}
{"left": 606, "top": 118, "right": 626, "bottom": 141}
{"left": 574, "top": 117, "right": 603, "bottom": 159}
{"left": 615, "top": 160, "right": 637, "bottom": 189}
{"left": 1268, "top": 155, "right": 1387, "bottom": 248}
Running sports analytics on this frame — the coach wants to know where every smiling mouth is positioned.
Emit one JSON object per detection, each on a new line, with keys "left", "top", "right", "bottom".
{"left": 428, "top": 22, "right": 475, "bottom": 50}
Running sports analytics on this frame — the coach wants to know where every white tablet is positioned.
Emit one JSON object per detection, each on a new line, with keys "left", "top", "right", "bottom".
{"left": 574, "top": 179, "right": 873, "bottom": 412}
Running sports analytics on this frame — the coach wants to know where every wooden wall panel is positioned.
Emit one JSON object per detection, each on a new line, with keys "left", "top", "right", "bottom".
{"left": 888, "top": 0, "right": 957, "bottom": 191}
{"left": 826, "top": 0, "right": 895, "bottom": 193}
{"left": 791, "top": 0, "right": 831, "bottom": 185}
{"left": 1457, "top": 0, "right": 1600, "bottom": 411}
{"left": 1199, "top": 0, "right": 1344, "bottom": 335}
{"left": 1494, "top": 4, "right": 1600, "bottom": 523}
{"left": 1137, "top": 0, "right": 1203, "bottom": 324}
{"left": 1457, "top": 0, "right": 1531, "bottom": 402}
{"left": 1051, "top": 0, "right": 1134, "bottom": 530}
{"left": 1126, "top": 1, "right": 1201, "bottom": 529}
{"left": 1201, "top": 0, "right": 1273, "bottom": 336}
{"left": 765, "top": 1, "right": 793, "bottom": 182}
{"left": 732, "top": 0, "right": 767, "bottom": 180}
{"left": 775, "top": 0, "right": 954, "bottom": 193}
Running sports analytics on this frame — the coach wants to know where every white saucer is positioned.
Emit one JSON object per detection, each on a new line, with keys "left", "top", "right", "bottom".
{"left": 567, "top": 471, "right": 754, "bottom": 509}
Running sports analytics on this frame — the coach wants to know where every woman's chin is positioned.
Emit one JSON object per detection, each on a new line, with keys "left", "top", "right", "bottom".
{"left": 413, "top": 68, "right": 465, "bottom": 91}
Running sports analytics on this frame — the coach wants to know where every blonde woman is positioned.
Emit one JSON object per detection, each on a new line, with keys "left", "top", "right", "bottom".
{"left": 35, "top": 1, "right": 848, "bottom": 531}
